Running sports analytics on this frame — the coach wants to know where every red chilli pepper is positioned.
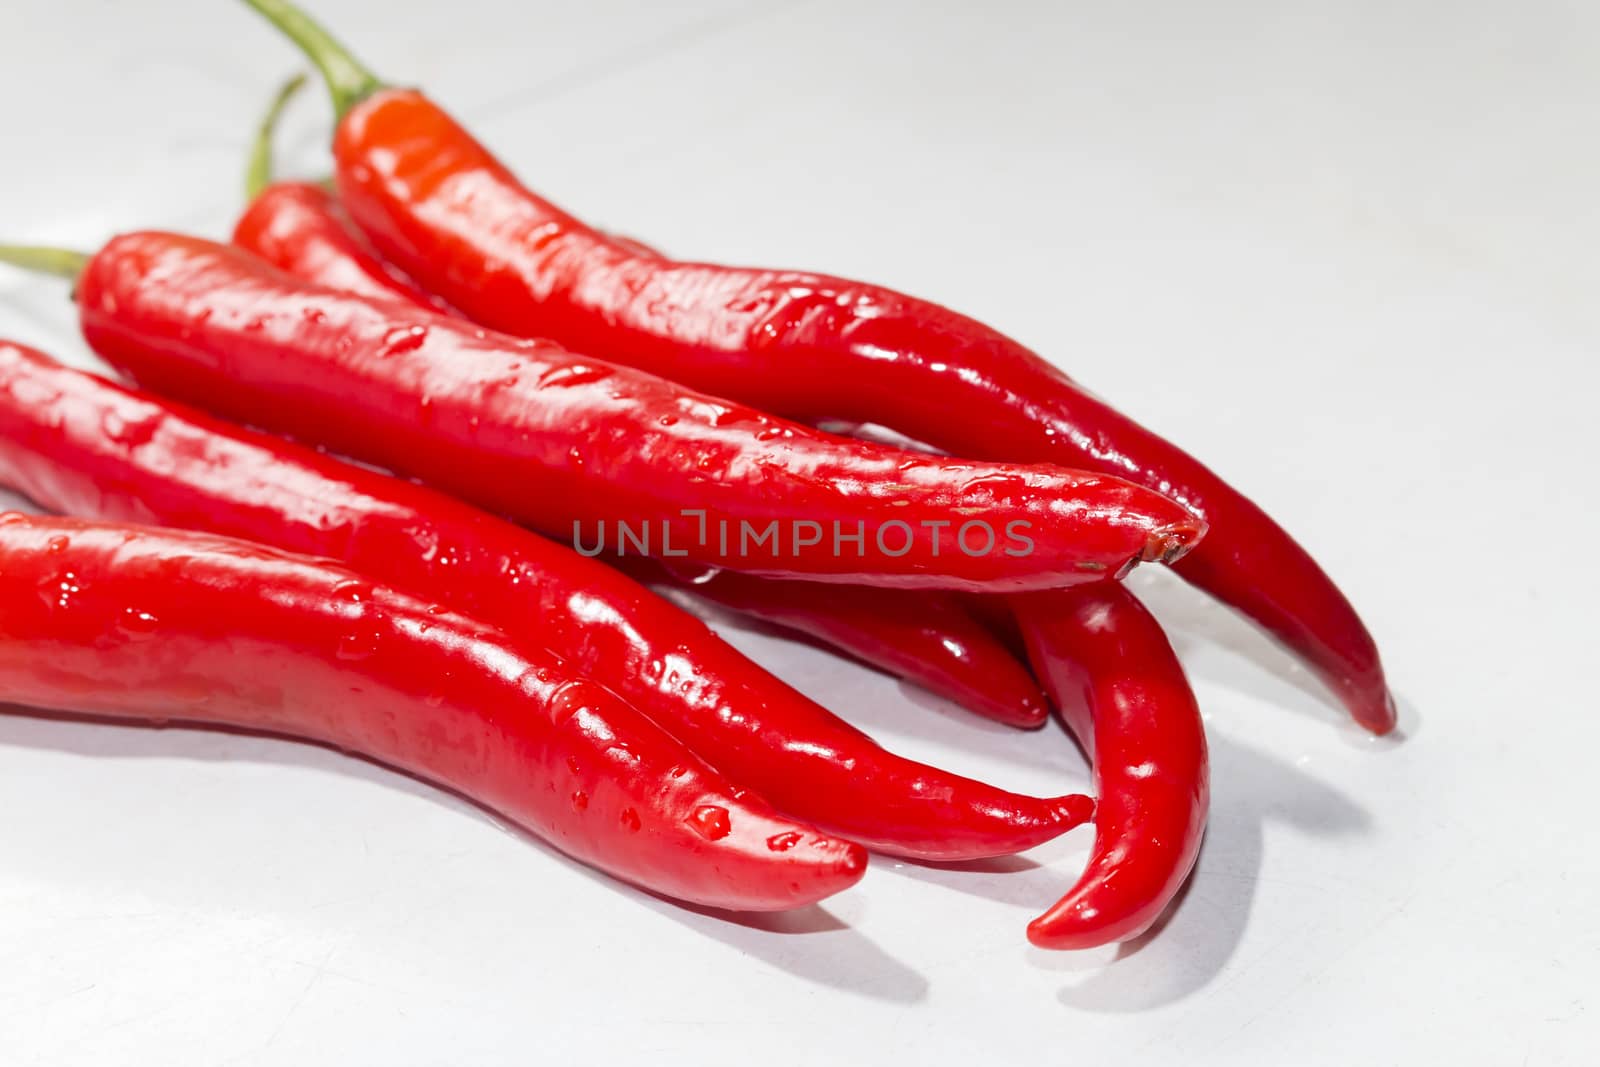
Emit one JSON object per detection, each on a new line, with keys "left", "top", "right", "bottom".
{"left": 0, "top": 512, "right": 866, "bottom": 911}
{"left": 642, "top": 563, "right": 1050, "bottom": 729}
{"left": 0, "top": 233, "right": 1201, "bottom": 593}
{"left": 235, "top": 74, "right": 443, "bottom": 312}
{"left": 1012, "top": 584, "right": 1209, "bottom": 948}
{"left": 237, "top": 73, "right": 653, "bottom": 307}
{"left": 230, "top": 85, "right": 1047, "bottom": 730}
{"left": 0, "top": 339, "right": 1092, "bottom": 859}
{"left": 242, "top": 0, "right": 1391, "bottom": 732}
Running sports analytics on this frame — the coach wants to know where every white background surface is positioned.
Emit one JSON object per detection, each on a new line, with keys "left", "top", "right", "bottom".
{"left": 2, "top": 1, "right": 1597, "bottom": 1063}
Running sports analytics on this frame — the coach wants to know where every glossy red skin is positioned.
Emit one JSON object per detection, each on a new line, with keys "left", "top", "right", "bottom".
{"left": 74, "top": 233, "right": 1201, "bottom": 592}
{"left": 233, "top": 180, "right": 443, "bottom": 312}
{"left": 334, "top": 88, "right": 1390, "bottom": 732}
{"left": 229, "top": 193, "right": 1047, "bottom": 730}
{"left": 0, "top": 512, "right": 866, "bottom": 911}
{"left": 1013, "top": 584, "right": 1210, "bottom": 949}
{"left": 0, "top": 341, "right": 1090, "bottom": 859}
{"left": 645, "top": 564, "right": 1049, "bottom": 729}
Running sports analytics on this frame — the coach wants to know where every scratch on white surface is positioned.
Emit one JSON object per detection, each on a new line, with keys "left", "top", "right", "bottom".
{"left": 95, "top": 999, "right": 180, "bottom": 1036}
{"left": 1544, "top": 999, "right": 1586, "bottom": 1024}
{"left": 247, "top": 946, "right": 338, "bottom": 1062}
{"left": 33, "top": 984, "right": 96, "bottom": 1010}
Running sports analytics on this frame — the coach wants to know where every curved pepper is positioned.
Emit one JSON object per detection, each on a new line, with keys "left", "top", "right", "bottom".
{"left": 238, "top": 0, "right": 1390, "bottom": 731}
{"left": 3, "top": 232, "right": 1201, "bottom": 592}
{"left": 0, "top": 512, "right": 866, "bottom": 911}
{"left": 0, "top": 339, "right": 1090, "bottom": 859}
{"left": 1012, "top": 584, "right": 1210, "bottom": 948}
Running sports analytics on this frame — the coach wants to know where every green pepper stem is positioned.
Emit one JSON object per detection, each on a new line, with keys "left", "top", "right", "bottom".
{"left": 0, "top": 244, "right": 90, "bottom": 281}
{"left": 246, "top": 73, "right": 309, "bottom": 199}
{"left": 240, "top": 0, "right": 383, "bottom": 120}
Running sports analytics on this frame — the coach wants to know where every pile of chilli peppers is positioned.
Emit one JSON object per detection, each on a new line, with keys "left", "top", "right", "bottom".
{"left": 0, "top": 0, "right": 1395, "bottom": 951}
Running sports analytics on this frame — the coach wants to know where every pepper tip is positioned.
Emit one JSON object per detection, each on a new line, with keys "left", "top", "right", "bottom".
{"left": 1357, "top": 687, "right": 1399, "bottom": 736}
{"left": 1052, "top": 794, "right": 1096, "bottom": 828}
{"left": 815, "top": 837, "right": 868, "bottom": 886}
{"left": 1026, "top": 902, "right": 1137, "bottom": 951}
{"left": 1146, "top": 516, "right": 1207, "bottom": 566}
{"left": 1026, "top": 913, "right": 1112, "bottom": 951}
{"left": 1005, "top": 695, "right": 1052, "bottom": 730}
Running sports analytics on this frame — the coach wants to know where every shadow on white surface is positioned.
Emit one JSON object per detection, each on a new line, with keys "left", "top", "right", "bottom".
{"left": 894, "top": 677, "right": 1045, "bottom": 737}
{"left": 0, "top": 703, "right": 458, "bottom": 799}
{"left": 0, "top": 703, "right": 932, "bottom": 1002}
{"left": 633, "top": 896, "right": 929, "bottom": 1004}
{"left": 1130, "top": 567, "right": 1351, "bottom": 731}
{"left": 885, "top": 850, "right": 1070, "bottom": 910}
{"left": 1131, "top": 566, "right": 1424, "bottom": 746}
